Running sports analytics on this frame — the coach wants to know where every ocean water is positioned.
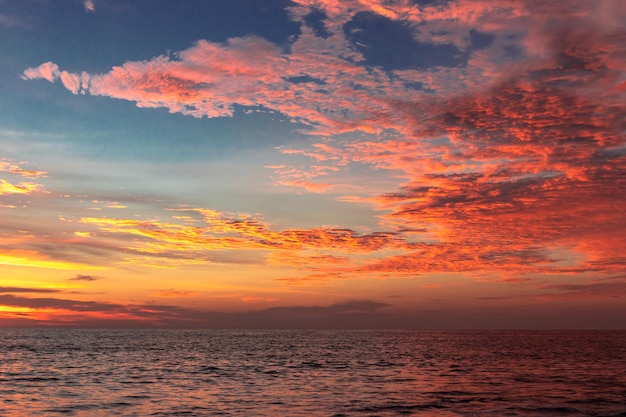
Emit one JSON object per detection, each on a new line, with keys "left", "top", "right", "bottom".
{"left": 0, "top": 330, "right": 625, "bottom": 416}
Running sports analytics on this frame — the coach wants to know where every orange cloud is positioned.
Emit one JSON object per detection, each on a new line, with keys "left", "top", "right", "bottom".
{"left": 240, "top": 296, "right": 276, "bottom": 304}
{"left": 75, "top": 206, "right": 407, "bottom": 269}
{"left": 155, "top": 289, "right": 197, "bottom": 298}
{"left": 266, "top": 251, "right": 350, "bottom": 267}
{"left": 21, "top": 0, "right": 625, "bottom": 286}
{"left": 0, "top": 161, "right": 47, "bottom": 178}
{"left": 0, "top": 249, "right": 101, "bottom": 270}
{"left": 0, "top": 294, "right": 204, "bottom": 326}
{"left": 0, "top": 160, "right": 47, "bottom": 200}
{"left": 278, "top": 20, "right": 625, "bottom": 281}
{"left": 255, "top": 8, "right": 625, "bottom": 284}
{"left": 0, "top": 179, "right": 45, "bottom": 195}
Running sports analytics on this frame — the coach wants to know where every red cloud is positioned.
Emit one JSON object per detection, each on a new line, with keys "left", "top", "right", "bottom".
{"left": 21, "top": 1, "right": 626, "bottom": 286}
{"left": 292, "top": 22, "right": 624, "bottom": 280}
{"left": 262, "top": 11, "right": 625, "bottom": 283}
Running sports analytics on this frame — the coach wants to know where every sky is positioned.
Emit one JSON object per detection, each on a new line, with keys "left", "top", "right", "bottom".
{"left": 1, "top": 0, "right": 625, "bottom": 329}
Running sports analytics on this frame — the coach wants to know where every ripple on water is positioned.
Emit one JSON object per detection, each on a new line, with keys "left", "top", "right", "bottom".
{"left": 0, "top": 329, "right": 624, "bottom": 417}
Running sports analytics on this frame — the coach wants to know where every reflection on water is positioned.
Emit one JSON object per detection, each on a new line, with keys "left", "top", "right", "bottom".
{"left": 1, "top": 330, "right": 625, "bottom": 416}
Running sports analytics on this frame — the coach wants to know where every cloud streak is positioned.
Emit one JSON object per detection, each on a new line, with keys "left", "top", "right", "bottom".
{"left": 0, "top": 179, "right": 45, "bottom": 195}
{"left": 0, "top": 287, "right": 61, "bottom": 294}
{"left": 0, "top": 160, "right": 47, "bottom": 178}
{"left": 74, "top": 207, "right": 407, "bottom": 270}
{"left": 69, "top": 274, "right": 100, "bottom": 282}
{"left": 0, "top": 293, "right": 394, "bottom": 328}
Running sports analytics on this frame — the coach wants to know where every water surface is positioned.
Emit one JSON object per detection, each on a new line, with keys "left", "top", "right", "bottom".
{"left": 1, "top": 329, "right": 625, "bottom": 416}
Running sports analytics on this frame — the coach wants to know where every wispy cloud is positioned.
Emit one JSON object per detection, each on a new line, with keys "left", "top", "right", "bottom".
{"left": 0, "top": 294, "right": 393, "bottom": 328}
{"left": 0, "top": 159, "right": 47, "bottom": 200}
{"left": 537, "top": 281, "right": 626, "bottom": 299}
{"left": 155, "top": 289, "right": 196, "bottom": 297}
{"left": 21, "top": 62, "right": 88, "bottom": 95}
{"left": 0, "top": 249, "right": 102, "bottom": 270}
{"left": 74, "top": 207, "right": 407, "bottom": 269}
{"left": 0, "top": 287, "right": 61, "bottom": 294}
{"left": 0, "top": 12, "right": 29, "bottom": 29}
{"left": 0, "top": 161, "right": 47, "bottom": 178}
{"left": 69, "top": 274, "right": 100, "bottom": 282}
{"left": 0, "top": 179, "right": 45, "bottom": 195}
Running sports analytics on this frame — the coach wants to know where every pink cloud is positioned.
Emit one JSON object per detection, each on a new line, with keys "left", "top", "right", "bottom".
{"left": 84, "top": 37, "right": 288, "bottom": 118}
{"left": 276, "top": 179, "right": 336, "bottom": 193}
{"left": 22, "top": 62, "right": 60, "bottom": 83}
{"left": 263, "top": 3, "right": 626, "bottom": 282}
{"left": 22, "top": 63, "right": 87, "bottom": 95}
{"left": 59, "top": 71, "right": 81, "bottom": 94}
{"left": 22, "top": 32, "right": 409, "bottom": 135}
{"left": 21, "top": 0, "right": 625, "bottom": 285}
{"left": 84, "top": 0, "right": 95, "bottom": 13}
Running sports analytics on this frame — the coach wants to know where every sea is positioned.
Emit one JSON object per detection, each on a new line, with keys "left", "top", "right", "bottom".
{"left": 0, "top": 329, "right": 624, "bottom": 416}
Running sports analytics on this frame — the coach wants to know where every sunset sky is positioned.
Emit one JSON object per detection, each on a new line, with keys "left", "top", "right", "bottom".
{"left": 1, "top": 0, "right": 625, "bottom": 329}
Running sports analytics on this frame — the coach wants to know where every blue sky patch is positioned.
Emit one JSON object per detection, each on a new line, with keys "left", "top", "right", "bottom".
{"left": 343, "top": 12, "right": 467, "bottom": 71}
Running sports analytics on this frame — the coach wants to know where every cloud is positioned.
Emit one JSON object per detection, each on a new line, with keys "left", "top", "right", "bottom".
{"left": 0, "top": 287, "right": 61, "bottom": 294}
{"left": 20, "top": 0, "right": 626, "bottom": 284}
{"left": 21, "top": 0, "right": 626, "bottom": 132}
{"left": 0, "top": 294, "right": 119, "bottom": 312}
{"left": 21, "top": 63, "right": 86, "bottom": 95}
{"left": 69, "top": 274, "right": 100, "bottom": 282}
{"left": 81, "top": 37, "right": 289, "bottom": 118}
{"left": 74, "top": 207, "right": 407, "bottom": 270}
{"left": 538, "top": 281, "right": 626, "bottom": 299}
{"left": 21, "top": 33, "right": 414, "bottom": 133}
{"left": 0, "top": 294, "right": 393, "bottom": 328}
{"left": 240, "top": 296, "right": 276, "bottom": 304}
{"left": 0, "top": 293, "right": 202, "bottom": 326}
{"left": 84, "top": 0, "right": 95, "bottom": 13}
{"left": 5, "top": 291, "right": 620, "bottom": 329}
{"left": 326, "top": 299, "right": 390, "bottom": 312}
{"left": 270, "top": 8, "right": 626, "bottom": 281}
{"left": 22, "top": 61, "right": 60, "bottom": 83}
{"left": 0, "top": 249, "right": 102, "bottom": 270}
{"left": 0, "top": 161, "right": 47, "bottom": 178}
{"left": 59, "top": 71, "right": 81, "bottom": 94}
{"left": 155, "top": 289, "right": 196, "bottom": 297}
{"left": 0, "top": 179, "right": 45, "bottom": 195}
{"left": 266, "top": 251, "right": 349, "bottom": 267}
{"left": 100, "top": 209, "right": 398, "bottom": 253}
{"left": 265, "top": 161, "right": 360, "bottom": 193}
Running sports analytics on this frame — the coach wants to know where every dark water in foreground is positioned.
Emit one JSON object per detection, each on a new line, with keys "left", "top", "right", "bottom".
{"left": 0, "top": 330, "right": 625, "bottom": 416}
